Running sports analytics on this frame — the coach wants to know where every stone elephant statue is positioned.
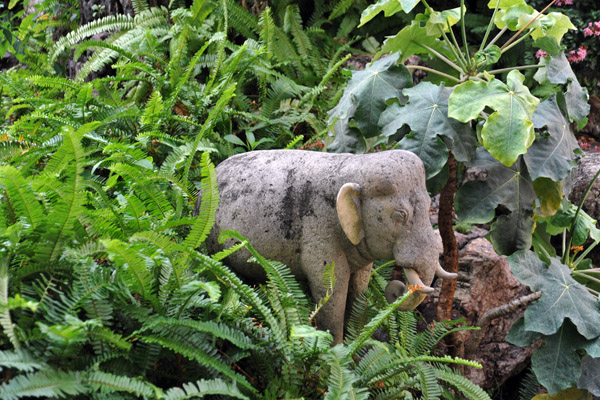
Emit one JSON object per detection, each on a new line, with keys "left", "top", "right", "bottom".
{"left": 201, "top": 149, "right": 456, "bottom": 343}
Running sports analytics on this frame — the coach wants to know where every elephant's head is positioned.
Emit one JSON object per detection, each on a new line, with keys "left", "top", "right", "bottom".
{"left": 336, "top": 155, "right": 456, "bottom": 310}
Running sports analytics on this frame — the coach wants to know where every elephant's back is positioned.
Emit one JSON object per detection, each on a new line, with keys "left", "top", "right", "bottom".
{"left": 208, "top": 150, "right": 348, "bottom": 278}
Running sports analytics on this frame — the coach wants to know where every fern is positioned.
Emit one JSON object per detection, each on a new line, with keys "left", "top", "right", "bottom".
{"left": 0, "top": 370, "right": 87, "bottom": 399}
{"left": 164, "top": 378, "right": 250, "bottom": 400}
{"left": 139, "top": 333, "right": 257, "bottom": 394}
{"left": 184, "top": 152, "right": 219, "bottom": 249}
{"left": 83, "top": 370, "right": 157, "bottom": 397}
{"left": 0, "top": 350, "right": 47, "bottom": 373}
{"left": 322, "top": 345, "right": 369, "bottom": 400}
{"left": 435, "top": 367, "right": 492, "bottom": 400}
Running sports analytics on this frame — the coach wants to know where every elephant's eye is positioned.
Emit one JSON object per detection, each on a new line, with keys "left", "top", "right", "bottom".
{"left": 391, "top": 210, "right": 408, "bottom": 223}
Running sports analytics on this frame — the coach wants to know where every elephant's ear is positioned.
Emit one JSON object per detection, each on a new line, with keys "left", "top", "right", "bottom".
{"left": 336, "top": 183, "right": 364, "bottom": 245}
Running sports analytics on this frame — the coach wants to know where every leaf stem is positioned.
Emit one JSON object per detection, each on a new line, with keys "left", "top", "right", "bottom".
{"left": 445, "top": 22, "right": 469, "bottom": 70}
{"left": 486, "top": 26, "right": 507, "bottom": 49}
{"left": 460, "top": 0, "right": 470, "bottom": 62}
{"left": 479, "top": 0, "right": 501, "bottom": 51}
{"left": 500, "top": 0, "right": 557, "bottom": 51}
{"left": 572, "top": 270, "right": 600, "bottom": 286}
{"left": 405, "top": 66, "right": 461, "bottom": 83}
{"left": 479, "top": 64, "right": 540, "bottom": 77}
{"left": 501, "top": 32, "right": 531, "bottom": 54}
{"left": 420, "top": 43, "right": 464, "bottom": 74}
{"left": 574, "top": 241, "right": 599, "bottom": 267}
{"left": 564, "top": 167, "right": 600, "bottom": 264}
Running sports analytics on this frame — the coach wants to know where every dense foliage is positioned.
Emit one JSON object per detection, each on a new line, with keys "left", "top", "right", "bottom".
{"left": 0, "top": 0, "right": 491, "bottom": 398}
{"left": 325, "top": 0, "right": 600, "bottom": 395}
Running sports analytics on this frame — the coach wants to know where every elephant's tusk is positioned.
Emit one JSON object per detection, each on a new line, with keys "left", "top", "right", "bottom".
{"left": 405, "top": 268, "right": 434, "bottom": 293}
{"left": 435, "top": 263, "right": 458, "bottom": 280}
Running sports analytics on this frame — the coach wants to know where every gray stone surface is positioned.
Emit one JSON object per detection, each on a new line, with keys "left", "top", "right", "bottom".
{"left": 203, "top": 149, "right": 456, "bottom": 342}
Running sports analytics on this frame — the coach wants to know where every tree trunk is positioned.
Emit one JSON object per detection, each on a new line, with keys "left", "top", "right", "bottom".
{"left": 436, "top": 152, "right": 463, "bottom": 358}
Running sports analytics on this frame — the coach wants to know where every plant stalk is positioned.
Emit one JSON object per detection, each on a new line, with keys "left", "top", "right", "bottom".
{"left": 436, "top": 153, "right": 461, "bottom": 357}
{"left": 405, "top": 65, "right": 461, "bottom": 83}
{"left": 500, "top": 0, "right": 558, "bottom": 51}
{"left": 486, "top": 26, "right": 507, "bottom": 49}
{"left": 420, "top": 44, "right": 464, "bottom": 74}
{"left": 564, "top": 167, "right": 600, "bottom": 264}
{"left": 482, "top": 64, "right": 541, "bottom": 76}
{"left": 460, "top": 0, "right": 470, "bottom": 62}
{"left": 479, "top": 0, "right": 502, "bottom": 51}
{"left": 444, "top": 22, "right": 469, "bottom": 70}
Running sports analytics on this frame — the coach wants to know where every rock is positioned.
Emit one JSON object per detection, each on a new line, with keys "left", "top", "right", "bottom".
{"left": 581, "top": 95, "right": 600, "bottom": 141}
{"left": 569, "top": 152, "right": 600, "bottom": 221}
{"left": 420, "top": 234, "right": 536, "bottom": 391}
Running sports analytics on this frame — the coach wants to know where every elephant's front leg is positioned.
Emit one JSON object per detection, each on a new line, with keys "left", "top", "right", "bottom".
{"left": 303, "top": 248, "right": 351, "bottom": 344}
{"left": 345, "top": 263, "right": 373, "bottom": 318}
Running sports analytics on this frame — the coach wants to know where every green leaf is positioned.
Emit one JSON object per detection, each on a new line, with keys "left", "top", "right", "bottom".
{"left": 531, "top": 13, "right": 575, "bottom": 44}
{"left": 455, "top": 148, "right": 536, "bottom": 224}
{"left": 506, "top": 317, "right": 542, "bottom": 347}
{"left": 379, "top": 21, "right": 449, "bottom": 62}
{"left": 534, "top": 36, "right": 561, "bottom": 56}
{"left": 380, "top": 82, "right": 476, "bottom": 178}
{"left": 531, "top": 322, "right": 587, "bottom": 395}
{"left": 0, "top": 370, "right": 87, "bottom": 399}
{"left": 544, "top": 52, "right": 590, "bottom": 128}
{"left": 547, "top": 200, "right": 600, "bottom": 246}
{"left": 449, "top": 70, "right": 539, "bottom": 166}
{"left": 358, "top": 0, "right": 405, "bottom": 27}
{"left": 426, "top": 6, "right": 464, "bottom": 37}
{"left": 327, "top": 52, "right": 412, "bottom": 152}
{"left": 474, "top": 45, "right": 501, "bottom": 68}
{"left": 489, "top": 209, "right": 534, "bottom": 255}
{"left": 533, "top": 178, "right": 563, "bottom": 217}
{"left": 507, "top": 251, "right": 600, "bottom": 339}
{"left": 578, "top": 356, "right": 600, "bottom": 396}
{"left": 524, "top": 95, "right": 578, "bottom": 181}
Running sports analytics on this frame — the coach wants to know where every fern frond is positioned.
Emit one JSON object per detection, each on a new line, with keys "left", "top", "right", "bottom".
{"left": 184, "top": 153, "right": 218, "bottom": 248}
{"left": 32, "top": 127, "right": 85, "bottom": 266}
{"left": 50, "top": 14, "right": 135, "bottom": 63}
{"left": 414, "top": 363, "right": 442, "bottom": 399}
{"left": 322, "top": 345, "right": 368, "bottom": 400}
{"left": 0, "top": 258, "right": 20, "bottom": 350}
{"left": 194, "top": 250, "right": 285, "bottom": 344}
{"left": 132, "top": 0, "right": 149, "bottom": 15}
{"left": 182, "top": 82, "right": 236, "bottom": 189}
{"left": 0, "top": 166, "right": 44, "bottom": 228}
{"left": 435, "top": 367, "right": 491, "bottom": 400}
{"left": 224, "top": 0, "right": 259, "bottom": 40}
{"left": 328, "top": 0, "right": 354, "bottom": 20}
{"left": 0, "top": 350, "right": 47, "bottom": 373}
{"left": 346, "top": 290, "right": 413, "bottom": 357}
{"left": 83, "top": 370, "right": 157, "bottom": 397}
{"left": 140, "top": 334, "right": 257, "bottom": 394}
{"left": 140, "top": 316, "right": 257, "bottom": 350}
{"left": 110, "top": 163, "right": 172, "bottom": 219}
{"left": 0, "top": 370, "right": 87, "bottom": 399}
{"left": 284, "top": 5, "right": 323, "bottom": 75}
{"left": 164, "top": 378, "right": 250, "bottom": 400}
{"left": 26, "top": 75, "right": 79, "bottom": 92}
{"left": 102, "top": 239, "right": 157, "bottom": 305}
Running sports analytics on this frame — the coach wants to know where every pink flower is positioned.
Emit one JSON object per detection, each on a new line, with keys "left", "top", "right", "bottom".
{"left": 567, "top": 46, "right": 587, "bottom": 63}
{"left": 555, "top": 0, "right": 573, "bottom": 5}
{"left": 584, "top": 21, "right": 600, "bottom": 36}
{"left": 535, "top": 49, "right": 548, "bottom": 59}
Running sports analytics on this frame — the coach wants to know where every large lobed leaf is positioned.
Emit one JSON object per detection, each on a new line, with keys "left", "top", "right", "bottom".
{"left": 508, "top": 318, "right": 600, "bottom": 396}
{"left": 380, "top": 82, "right": 476, "bottom": 179}
{"left": 545, "top": 52, "right": 590, "bottom": 128}
{"left": 449, "top": 70, "right": 539, "bottom": 166}
{"left": 327, "top": 52, "right": 412, "bottom": 153}
{"left": 507, "top": 251, "right": 600, "bottom": 340}
{"left": 524, "top": 95, "right": 579, "bottom": 182}
{"left": 456, "top": 147, "right": 536, "bottom": 228}
{"left": 379, "top": 21, "right": 450, "bottom": 63}
{"left": 358, "top": 0, "right": 419, "bottom": 27}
